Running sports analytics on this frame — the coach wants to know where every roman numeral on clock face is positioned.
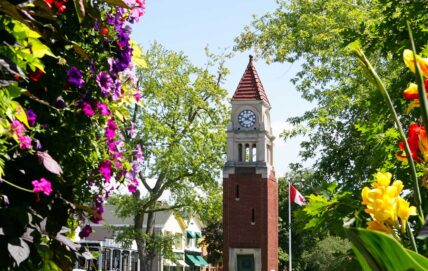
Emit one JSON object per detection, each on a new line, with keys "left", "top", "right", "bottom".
{"left": 238, "top": 110, "right": 256, "bottom": 128}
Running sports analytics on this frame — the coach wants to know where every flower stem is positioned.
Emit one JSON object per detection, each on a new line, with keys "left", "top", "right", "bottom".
{"left": 1, "top": 178, "right": 33, "bottom": 193}
{"left": 351, "top": 47, "right": 424, "bottom": 224}
{"left": 407, "top": 221, "right": 418, "bottom": 253}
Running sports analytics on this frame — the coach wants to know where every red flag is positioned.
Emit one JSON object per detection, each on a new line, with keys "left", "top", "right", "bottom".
{"left": 290, "top": 184, "right": 306, "bottom": 206}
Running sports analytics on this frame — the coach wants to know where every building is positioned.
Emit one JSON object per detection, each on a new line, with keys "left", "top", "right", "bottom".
{"left": 76, "top": 205, "right": 209, "bottom": 271}
{"left": 222, "top": 55, "right": 278, "bottom": 271}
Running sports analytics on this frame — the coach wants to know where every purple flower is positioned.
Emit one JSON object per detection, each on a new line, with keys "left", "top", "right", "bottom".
{"left": 112, "top": 79, "right": 122, "bottom": 101}
{"left": 90, "top": 59, "right": 96, "bottom": 75}
{"left": 127, "top": 178, "right": 139, "bottom": 193}
{"left": 66, "top": 66, "right": 84, "bottom": 88}
{"left": 98, "top": 160, "right": 112, "bottom": 182}
{"left": 96, "top": 71, "right": 113, "bottom": 96}
{"left": 96, "top": 102, "right": 111, "bottom": 116}
{"left": 79, "top": 225, "right": 92, "bottom": 238}
{"left": 117, "top": 26, "right": 131, "bottom": 48}
{"left": 135, "top": 92, "right": 141, "bottom": 102}
{"left": 128, "top": 122, "right": 136, "bottom": 138}
{"left": 26, "top": 109, "right": 37, "bottom": 126}
{"left": 18, "top": 136, "right": 32, "bottom": 150}
{"left": 112, "top": 152, "right": 123, "bottom": 168}
{"left": 93, "top": 19, "right": 99, "bottom": 31}
{"left": 32, "top": 177, "right": 53, "bottom": 196}
{"left": 135, "top": 144, "right": 144, "bottom": 162}
{"left": 34, "top": 139, "right": 42, "bottom": 150}
{"left": 82, "top": 102, "right": 94, "bottom": 117}
{"left": 55, "top": 96, "right": 66, "bottom": 109}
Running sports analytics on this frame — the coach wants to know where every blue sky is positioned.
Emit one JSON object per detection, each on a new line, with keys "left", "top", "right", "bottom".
{"left": 132, "top": 0, "right": 313, "bottom": 177}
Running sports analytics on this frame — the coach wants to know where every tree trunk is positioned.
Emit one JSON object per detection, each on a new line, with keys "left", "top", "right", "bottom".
{"left": 134, "top": 189, "right": 159, "bottom": 271}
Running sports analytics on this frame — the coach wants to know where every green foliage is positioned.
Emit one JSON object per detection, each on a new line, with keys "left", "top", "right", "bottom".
{"left": 300, "top": 235, "right": 354, "bottom": 271}
{"left": 109, "top": 43, "right": 229, "bottom": 271}
{"left": 347, "top": 228, "right": 428, "bottom": 271}
{"left": 0, "top": 0, "right": 145, "bottom": 268}
{"left": 202, "top": 220, "right": 222, "bottom": 265}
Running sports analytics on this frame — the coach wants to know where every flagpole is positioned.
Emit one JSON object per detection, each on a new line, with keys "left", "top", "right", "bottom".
{"left": 288, "top": 181, "right": 292, "bottom": 271}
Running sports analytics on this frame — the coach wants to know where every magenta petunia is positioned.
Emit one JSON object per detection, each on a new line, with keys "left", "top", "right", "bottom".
{"left": 105, "top": 118, "right": 118, "bottom": 139}
{"left": 82, "top": 102, "right": 95, "bottom": 117}
{"left": 11, "top": 120, "right": 26, "bottom": 137}
{"left": 96, "top": 102, "right": 110, "bottom": 116}
{"left": 127, "top": 178, "right": 139, "bottom": 193}
{"left": 18, "top": 136, "right": 32, "bottom": 150}
{"left": 98, "top": 160, "right": 112, "bottom": 182}
{"left": 135, "top": 92, "right": 141, "bottom": 102}
{"left": 32, "top": 177, "right": 53, "bottom": 196}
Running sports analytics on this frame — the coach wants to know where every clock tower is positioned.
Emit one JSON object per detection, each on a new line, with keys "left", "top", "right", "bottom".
{"left": 223, "top": 56, "right": 278, "bottom": 271}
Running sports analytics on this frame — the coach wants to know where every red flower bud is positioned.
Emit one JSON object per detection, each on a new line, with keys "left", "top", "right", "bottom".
{"left": 101, "top": 27, "right": 108, "bottom": 36}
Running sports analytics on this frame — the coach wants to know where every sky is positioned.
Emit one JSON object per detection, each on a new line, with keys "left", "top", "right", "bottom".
{"left": 132, "top": 0, "right": 313, "bottom": 178}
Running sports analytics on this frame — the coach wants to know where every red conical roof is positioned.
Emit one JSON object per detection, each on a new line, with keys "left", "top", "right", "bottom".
{"left": 232, "top": 55, "right": 270, "bottom": 105}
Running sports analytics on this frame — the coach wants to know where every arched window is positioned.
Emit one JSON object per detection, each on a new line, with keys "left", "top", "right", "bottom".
{"left": 235, "top": 184, "right": 240, "bottom": 200}
{"left": 238, "top": 144, "right": 243, "bottom": 162}
{"left": 245, "top": 144, "right": 250, "bottom": 162}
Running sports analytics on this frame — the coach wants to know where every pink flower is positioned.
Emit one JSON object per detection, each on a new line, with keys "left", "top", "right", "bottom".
{"left": 96, "top": 102, "right": 111, "bottom": 116}
{"left": 135, "top": 93, "right": 141, "bottom": 102}
{"left": 127, "top": 178, "right": 139, "bottom": 193}
{"left": 105, "top": 118, "right": 117, "bottom": 139}
{"left": 32, "top": 177, "right": 53, "bottom": 196}
{"left": 18, "top": 136, "right": 32, "bottom": 150}
{"left": 98, "top": 160, "right": 112, "bottom": 182}
{"left": 81, "top": 102, "right": 94, "bottom": 116}
{"left": 11, "top": 120, "right": 26, "bottom": 136}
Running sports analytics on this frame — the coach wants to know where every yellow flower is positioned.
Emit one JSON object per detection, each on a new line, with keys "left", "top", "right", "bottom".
{"left": 361, "top": 172, "right": 416, "bottom": 234}
{"left": 389, "top": 180, "right": 403, "bottom": 198}
{"left": 403, "top": 49, "right": 428, "bottom": 77}
{"left": 397, "top": 197, "right": 417, "bottom": 232}
{"left": 373, "top": 172, "right": 392, "bottom": 187}
{"left": 367, "top": 221, "right": 393, "bottom": 233}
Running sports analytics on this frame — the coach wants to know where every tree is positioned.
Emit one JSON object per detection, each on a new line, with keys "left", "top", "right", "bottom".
{"left": 236, "top": 0, "right": 428, "bottom": 183}
{"left": 235, "top": 0, "right": 428, "bottom": 234}
{"left": 110, "top": 43, "right": 229, "bottom": 271}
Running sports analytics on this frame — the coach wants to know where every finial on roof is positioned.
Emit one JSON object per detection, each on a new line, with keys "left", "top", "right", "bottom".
{"left": 249, "top": 55, "right": 253, "bottom": 62}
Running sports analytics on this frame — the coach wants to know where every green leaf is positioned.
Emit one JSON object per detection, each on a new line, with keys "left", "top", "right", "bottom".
{"left": 99, "top": 0, "right": 129, "bottom": 8}
{"left": 346, "top": 228, "right": 428, "bottom": 271}
{"left": 28, "top": 38, "right": 55, "bottom": 58}
{"left": 73, "top": 0, "right": 86, "bottom": 24}
{"left": 12, "top": 102, "right": 29, "bottom": 128}
{"left": 6, "top": 84, "right": 26, "bottom": 99}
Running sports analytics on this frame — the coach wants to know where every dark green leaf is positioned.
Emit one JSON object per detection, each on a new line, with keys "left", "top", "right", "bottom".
{"left": 346, "top": 228, "right": 428, "bottom": 271}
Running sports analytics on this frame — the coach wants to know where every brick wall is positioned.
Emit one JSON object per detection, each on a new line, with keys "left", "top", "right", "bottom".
{"left": 223, "top": 168, "right": 278, "bottom": 271}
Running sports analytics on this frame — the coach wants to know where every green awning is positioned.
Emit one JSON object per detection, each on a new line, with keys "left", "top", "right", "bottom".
{"left": 195, "top": 255, "right": 208, "bottom": 267}
{"left": 186, "top": 231, "right": 196, "bottom": 238}
{"left": 185, "top": 254, "right": 200, "bottom": 266}
{"left": 194, "top": 232, "right": 202, "bottom": 238}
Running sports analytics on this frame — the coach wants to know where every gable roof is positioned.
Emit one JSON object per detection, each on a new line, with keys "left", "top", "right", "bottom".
{"left": 232, "top": 55, "right": 270, "bottom": 105}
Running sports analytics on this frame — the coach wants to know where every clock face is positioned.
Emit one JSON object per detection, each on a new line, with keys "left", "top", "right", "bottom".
{"left": 238, "top": 110, "right": 256, "bottom": 128}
